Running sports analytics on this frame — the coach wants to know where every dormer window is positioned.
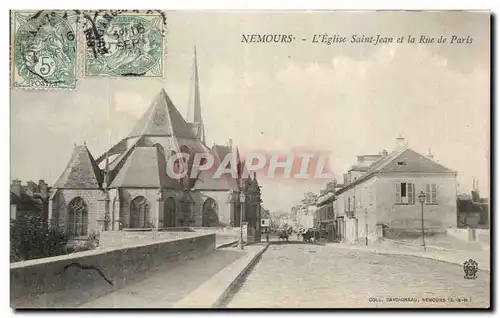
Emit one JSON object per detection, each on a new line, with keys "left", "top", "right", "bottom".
{"left": 397, "top": 161, "right": 406, "bottom": 166}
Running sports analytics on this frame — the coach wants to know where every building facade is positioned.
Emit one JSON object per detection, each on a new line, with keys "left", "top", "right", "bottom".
{"left": 10, "top": 179, "right": 50, "bottom": 220}
{"left": 335, "top": 138, "right": 458, "bottom": 244}
{"left": 48, "top": 50, "right": 261, "bottom": 239}
{"left": 315, "top": 192, "right": 336, "bottom": 241}
{"left": 260, "top": 206, "right": 271, "bottom": 234}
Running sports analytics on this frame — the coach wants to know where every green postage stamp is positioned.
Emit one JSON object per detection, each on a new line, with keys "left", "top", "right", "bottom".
{"left": 10, "top": 10, "right": 167, "bottom": 89}
{"left": 81, "top": 11, "right": 166, "bottom": 77}
{"left": 11, "top": 10, "right": 78, "bottom": 89}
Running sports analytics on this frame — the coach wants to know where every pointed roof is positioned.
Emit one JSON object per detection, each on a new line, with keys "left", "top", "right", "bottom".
{"left": 109, "top": 146, "right": 181, "bottom": 189}
{"left": 187, "top": 46, "right": 203, "bottom": 124}
{"left": 261, "top": 206, "right": 271, "bottom": 219}
{"left": 379, "top": 148, "right": 455, "bottom": 174}
{"left": 127, "top": 89, "right": 196, "bottom": 139}
{"left": 194, "top": 144, "right": 239, "bottom": 191}
{"left": 54, "top": 145, "right": 102, "bottom": 189}
{"left": 336, "top": 147, "right": 456, "bottom": 195}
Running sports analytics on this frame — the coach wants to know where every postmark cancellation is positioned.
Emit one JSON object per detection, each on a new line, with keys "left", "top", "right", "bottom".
{"left": 81, "top": 11, "right": 166, "bottom": 78}
{"left": 11, "top": 10, "right": 78, "bottom": 90}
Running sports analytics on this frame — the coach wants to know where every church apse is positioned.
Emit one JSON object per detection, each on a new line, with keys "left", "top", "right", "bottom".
{"left": 50, "top": 48, "right": 263, "bottom": 235}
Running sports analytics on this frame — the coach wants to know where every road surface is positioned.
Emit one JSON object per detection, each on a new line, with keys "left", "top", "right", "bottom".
{"left": 227, "top": 242, "right": 490, "bottom": 308}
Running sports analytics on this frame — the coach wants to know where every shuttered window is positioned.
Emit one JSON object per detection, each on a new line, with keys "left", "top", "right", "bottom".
{"left": 426, "top": 184, "right": 438, "bottom": 204}
{"left": 395, "top": 182, "right": 416, "bottom": 204}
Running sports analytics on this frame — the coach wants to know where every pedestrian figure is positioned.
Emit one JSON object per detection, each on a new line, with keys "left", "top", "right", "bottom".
{"left": 266, "top": 233, "right": 269, "bottom": 242}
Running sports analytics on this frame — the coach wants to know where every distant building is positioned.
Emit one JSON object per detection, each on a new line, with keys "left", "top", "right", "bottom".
{"left": 260, "top": 206, "right": 271, "bottom": 233}
{"left": 457, "top": 179, "right": 489, "bottom": 229}
{"left": 295, "top": 206, "right": 316, "bottom": 229}
{"left": 10, "top": 179, "right": 50, "bottom": 220}
{"left": 335, "top": 137, "right": 458, "bottom": 244}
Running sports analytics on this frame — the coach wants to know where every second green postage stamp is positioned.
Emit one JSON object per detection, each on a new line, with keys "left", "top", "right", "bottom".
{"left": 81, "top": 10, "right": 166, "bottom": 78}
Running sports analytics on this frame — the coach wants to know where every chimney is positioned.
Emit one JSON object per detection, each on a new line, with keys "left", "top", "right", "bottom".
{"left": 379, "top": 149, "right": 388, "bottom": 157}
{"left": 11, "top": 179, "right": 22, "bottom": 197}
{"left": 427, "top": 148, "right": 434, "bottom": 159}
{"left": 395, "top": 136, "right": 406, "bottom": 151}
{"left": 228, "top": 138, "right": 233, "bottom": 149}
{"left": 38, "top": 180, "right": 48, "bottom": 198}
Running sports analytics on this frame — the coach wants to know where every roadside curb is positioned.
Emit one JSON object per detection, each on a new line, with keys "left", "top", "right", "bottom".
{"left": 172, "top": 243, "right": 270, "bottom": 308}
{"left": 214, "top": 243, "right": 270, "bottom": 308}
{"left": 328, "top": 244, "right": 490, "bottom": 272}
{"left": 372, "top": 250, "right": 491, "bottom": 272}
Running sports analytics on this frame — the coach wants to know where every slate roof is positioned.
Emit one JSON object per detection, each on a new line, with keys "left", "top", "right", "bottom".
{"left": 316, "top": 192, "right": 335, "bottom": 206}
{"left": 127, "top": 89, "right": 196, "bottom": 139}
{"left": 261, "top": 206, "right": 271, "bottom": 219}
{"left": 348, "top": 165, "right": 370, "bottom": 172}
{"left": 194, "top": 144, "right": 240, "bottom": 191}
{"left": 379, "top": 149, "right": 455, "bottom": 174}
{"left": 53, "top": 145, "right": 102, "bottom": 189}
{"left": 109, "top": 147, "right": 181, "bottom": 189}
{"left": 336, "top": 147, "right": 456, "bottom": 195}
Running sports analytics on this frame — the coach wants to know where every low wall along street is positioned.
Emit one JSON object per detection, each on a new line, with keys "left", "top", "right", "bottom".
{"left": 99, "top": 230, "right": 201, "bottom": 248}
{"left": 10, "top": 233, "right": 216, "bottom": 308}
{"left": 446, "top": 228, "right": 490, "bottom": 245}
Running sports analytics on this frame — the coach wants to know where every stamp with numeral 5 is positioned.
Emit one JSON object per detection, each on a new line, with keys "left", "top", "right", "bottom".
{"left": 11, "top": 10, "right": 78, "bottom": 90}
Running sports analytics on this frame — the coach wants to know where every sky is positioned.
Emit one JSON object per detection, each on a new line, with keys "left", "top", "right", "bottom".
{"left": 11, "top": 11, "right": 490, "bottom": 213}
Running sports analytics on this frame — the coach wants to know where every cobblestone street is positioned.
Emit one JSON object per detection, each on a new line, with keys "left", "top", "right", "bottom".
{"left": 227, "top": 243, "right": 490, "bottom": 308}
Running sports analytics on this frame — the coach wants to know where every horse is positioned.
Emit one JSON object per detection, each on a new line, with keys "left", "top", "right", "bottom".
{"left": 302, "top": 229, "right": 314, "bottom": 243}
{"left": 278, "top": 230, "right": 289, "bottom": 242}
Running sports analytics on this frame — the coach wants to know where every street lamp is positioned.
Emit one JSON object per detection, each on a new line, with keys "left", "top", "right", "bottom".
{"left": 239, "top": 192, "right": 246, "bottom": 250}
{"left": 417, "top": 191, "right": 426, "bottom": 251}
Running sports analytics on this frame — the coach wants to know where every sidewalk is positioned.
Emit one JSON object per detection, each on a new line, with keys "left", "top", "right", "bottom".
{"left": 79, "top": 248, "right": 247, "bottom": 308}
{"left": 173, "top": 243, "right": 269, "bottom": 308}
{"left": 328, "top": 239, "right": 490, "bottom": 271}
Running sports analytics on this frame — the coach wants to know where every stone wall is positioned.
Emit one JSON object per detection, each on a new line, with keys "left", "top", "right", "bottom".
{"left": 10, "top": 233, "right": 215, "bottom": 308}
{"left": 99, "top": 230, "right": 200, "bottom": 248}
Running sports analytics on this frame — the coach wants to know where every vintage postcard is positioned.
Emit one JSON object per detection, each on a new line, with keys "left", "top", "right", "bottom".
{"left": 10, "top": 10, "right": 490, "bottom": 309}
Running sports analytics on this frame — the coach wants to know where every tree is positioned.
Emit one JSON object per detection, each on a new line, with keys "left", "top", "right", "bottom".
{"left": 10, "top": 211, "right": 68, "bottom": 262}
{"left": 301, "top": 192, "right": 318, "bottom": 207}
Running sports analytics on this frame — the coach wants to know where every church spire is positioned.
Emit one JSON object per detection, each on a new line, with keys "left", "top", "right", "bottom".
{"left": 187, "top": 46, "right": 206, "bottom": 144}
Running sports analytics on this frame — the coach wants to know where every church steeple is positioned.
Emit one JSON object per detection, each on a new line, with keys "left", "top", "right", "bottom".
{"left": 187, "top": 46, "right": 206, "bottom": 144}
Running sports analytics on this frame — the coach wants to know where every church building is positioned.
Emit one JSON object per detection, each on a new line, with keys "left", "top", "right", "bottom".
{"left": 48, "top": 49, "right": 262, "bottom": 241}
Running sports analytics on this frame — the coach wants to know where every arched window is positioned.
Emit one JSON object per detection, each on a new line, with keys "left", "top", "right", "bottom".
{"left": 130, "top": 196, "right": 150, "bottom": 228}
{"left": 202, "top": 198, "right": 219, "bottom": 227}
{"left": 164, "top": 197, "right": 176, "bottom": 228}
{"left": 68, "top": 197, "right": 88, "bottom": 237}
